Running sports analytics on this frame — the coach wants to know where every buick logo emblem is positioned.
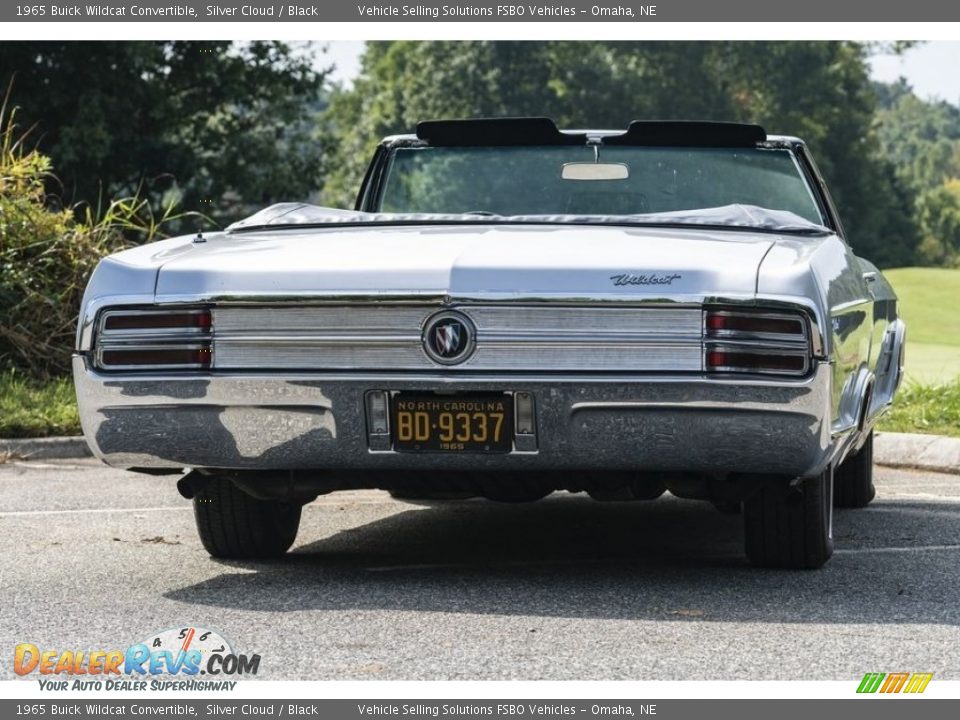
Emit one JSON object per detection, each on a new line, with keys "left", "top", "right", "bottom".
{"left": 423, "top": 311, "right": 475, "bottom": 365}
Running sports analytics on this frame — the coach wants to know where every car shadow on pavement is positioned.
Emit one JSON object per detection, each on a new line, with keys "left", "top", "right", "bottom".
{"left": 164, "top": 493, "right": 960, "bottom": 625}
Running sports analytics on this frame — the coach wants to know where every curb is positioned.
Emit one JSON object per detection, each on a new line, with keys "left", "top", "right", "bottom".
{"left": 0, "top": 436, "right": 92, "bottom": 460}
{"left": 1, "top": 433, "right": 958, "bottom": 474}
{"left": 874, "top": 432, "right": 960, "bottom": 476}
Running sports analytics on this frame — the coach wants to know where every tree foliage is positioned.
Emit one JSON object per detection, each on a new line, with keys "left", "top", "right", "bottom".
{"left": 915, "top": 180, "right": 960, "bottom": 264}
{"left": 1, "top": 40, "right": 953, "bottom": 270}
{"left": 0, "top": 101, "right": 193, "bottom": 376}
{"left": 324, "top": 41, "right": 920, "bottom": 267}
{"left": 0, "top": 41, "right": 328, "bottom": 229}
{"left": 875, "top": 78, "right": 960, "bottom": 266}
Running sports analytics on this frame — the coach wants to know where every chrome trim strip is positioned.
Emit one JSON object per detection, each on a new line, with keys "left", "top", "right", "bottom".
{"left": 212, "top": 333, "right": 703, "bottom": 346}
{"left": 705, "top": 364, "right": 809, "bottom": 377}
{"left": 155, "top": 291, "right": 740, "bottom": 306}
{"left": 702, "top": 338, "right": 810, "bottom": 352}
{"left": 74, "top": 356, "right": 829, "bottom": 390}
{"left": 215, "top": 335, "right": 421, "bottom": 345}
{"left": 80, "top": 293, "right": 827, "bottom": 361}
{"left": 98, "top": 327, "right": 211, "bottom": 340}
{"left": 830, "top": 297, "right": 872, "bottom": 314}
{"left": 570, "top": 399, "right": 814, "bottom": 411}
{"left": 212, "top": 344, "right": 704, "bottom": 372}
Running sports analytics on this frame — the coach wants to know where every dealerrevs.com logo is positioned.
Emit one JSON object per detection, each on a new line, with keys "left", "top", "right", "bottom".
{"left": 14, "top": 626, "right": 260, "bottom": 691}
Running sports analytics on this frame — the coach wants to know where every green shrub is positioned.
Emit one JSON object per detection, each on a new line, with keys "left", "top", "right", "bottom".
{"left": 0, "top": 367, "right": 79, "bottom": 438}
{"left": 0, "top": 92, "right": 194, "bottom": 378}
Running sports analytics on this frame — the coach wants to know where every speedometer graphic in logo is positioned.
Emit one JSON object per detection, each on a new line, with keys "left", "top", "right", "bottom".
{"left": 140, "top": 626, "right": 233, "bottom": 670}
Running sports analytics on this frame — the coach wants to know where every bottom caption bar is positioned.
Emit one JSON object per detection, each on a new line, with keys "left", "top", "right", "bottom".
{"left": 3, "top": 700, "right": 959, "bottom": 720}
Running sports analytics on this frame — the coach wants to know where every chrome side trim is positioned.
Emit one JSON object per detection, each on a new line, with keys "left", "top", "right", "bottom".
{"left": 830, "top": 297, "right": 873, "bottom": 314}
{"left": 867, "top": 319, "right": 907, "bottom": 423}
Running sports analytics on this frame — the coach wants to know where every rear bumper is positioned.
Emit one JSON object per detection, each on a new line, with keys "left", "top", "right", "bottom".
{"left": 73, "top": 355, "right": 834, "bottom": 477}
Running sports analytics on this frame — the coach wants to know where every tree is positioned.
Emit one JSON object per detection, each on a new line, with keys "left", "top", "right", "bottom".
{"left": 323, "top": 41, "right": 919, "bottom": 267}
{"left": 874, "top": 78, "right": 960, "bottom": 265}
{"left": 875, "top": 79, "right": 960, "bottom": 192}
{"left": 0, "top": 41, "right": 329, "bottom": 229}
{"left": 916, "top": 179, "right": 960, "bottom": 265}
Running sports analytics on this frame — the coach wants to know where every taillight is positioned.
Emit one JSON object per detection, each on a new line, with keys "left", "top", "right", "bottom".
{"left": 95, "top": 309, "right": 212, "bottom": 370}
{"left": 103, "top": 312, "right": 211, "bottom": 331}
{"left": 704, "top": 313, "right": 804, "bottom": 336}
{"left": 703, "top": 308, "right": 811, "bottom": 377}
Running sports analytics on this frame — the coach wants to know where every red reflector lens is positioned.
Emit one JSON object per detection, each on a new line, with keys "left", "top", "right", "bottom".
{"left": 707, "top": 351, "right": 806, "bottom": 373}
{"left": 104, "top": 311, "right": 212, "bottom": 331}
{"left": 100, "top": 347, "right": 212, "bottom": 367}
{"left": 706, "top": 314, "right": 803, "bottom": 335}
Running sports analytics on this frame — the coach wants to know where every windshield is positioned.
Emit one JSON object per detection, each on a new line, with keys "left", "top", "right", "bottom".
{"left": 377, "top": 145, "right": 825, "bottom": 225}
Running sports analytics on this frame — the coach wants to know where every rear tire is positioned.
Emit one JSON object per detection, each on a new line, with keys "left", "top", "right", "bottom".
{"left": 193, "top": 476, "right": 301, "bottom": 559}
{"left": 743, "top": 467, "right": 834, "bottom": 569}
{"left": 833, "top": 431, "right": 876, "bottom": 508}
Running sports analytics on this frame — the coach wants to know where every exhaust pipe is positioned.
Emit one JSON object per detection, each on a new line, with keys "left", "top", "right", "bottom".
{"left": 176, "top": 470, "right": 211, "bottom": 500}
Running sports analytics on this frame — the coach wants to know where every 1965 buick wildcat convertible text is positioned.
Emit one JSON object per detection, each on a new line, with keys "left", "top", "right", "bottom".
{"left": 73, "top": 118, "right": 905, "bottom": 568}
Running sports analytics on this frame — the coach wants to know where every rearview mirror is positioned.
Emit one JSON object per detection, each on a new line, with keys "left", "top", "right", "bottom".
{"left": 561, "top": 162, "right": 629, "bottom": 181}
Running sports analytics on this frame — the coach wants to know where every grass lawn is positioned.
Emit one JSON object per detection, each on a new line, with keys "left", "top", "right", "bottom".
{"left": 884, "top": 267, "right": 960, "bottom": 384}
{"left": 877, "top": 268, "right": 959, "bottom": 435}
{"left": 0, "top": 369, "right": 80, "bottom": 438}
{"left": 877, "top": 379, "right": 960, "bottom": 438}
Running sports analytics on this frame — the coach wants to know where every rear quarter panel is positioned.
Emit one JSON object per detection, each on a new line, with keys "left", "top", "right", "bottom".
{"left": 758, "top": 234, "right": 874, "bottom": 434}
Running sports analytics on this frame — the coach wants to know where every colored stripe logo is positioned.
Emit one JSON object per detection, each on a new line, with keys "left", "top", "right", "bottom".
{"left": 857, "top": 672, "right": 932, "bottom": 694}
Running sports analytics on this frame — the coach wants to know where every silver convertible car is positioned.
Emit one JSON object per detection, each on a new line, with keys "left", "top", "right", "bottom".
{"left": 74, "top": 118, "right": 905, "bottom": 568}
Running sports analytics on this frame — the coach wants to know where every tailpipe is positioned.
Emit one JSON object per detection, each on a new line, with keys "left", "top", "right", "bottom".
{"left": 176, "top": 470, "right": 211, "bottom": 500}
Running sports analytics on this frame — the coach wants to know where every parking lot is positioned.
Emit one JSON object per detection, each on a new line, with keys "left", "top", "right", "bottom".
{"left": 2, "top": 457, "right": 959, "bottom": 681}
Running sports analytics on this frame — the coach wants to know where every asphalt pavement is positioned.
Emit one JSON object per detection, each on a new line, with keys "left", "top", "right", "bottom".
{"left": 2, "top": 458, "right": 959, "bottom": 681}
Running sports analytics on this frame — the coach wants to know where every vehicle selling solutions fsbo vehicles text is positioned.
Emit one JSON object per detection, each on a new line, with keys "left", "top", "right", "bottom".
{"left": 355, "top": 5, "right": 655, "bottom": 18}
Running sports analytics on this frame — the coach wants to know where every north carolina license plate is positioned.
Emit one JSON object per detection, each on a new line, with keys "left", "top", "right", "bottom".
{"left": 392, "top": 393, "right": 514, "bottom": 453}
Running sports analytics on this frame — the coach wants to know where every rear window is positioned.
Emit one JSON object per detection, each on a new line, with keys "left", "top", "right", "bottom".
{"left": 377, "top": 144, "right": 825, "bottom": 225}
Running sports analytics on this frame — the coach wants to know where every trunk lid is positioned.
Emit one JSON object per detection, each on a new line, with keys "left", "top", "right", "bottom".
{"left": 153, "top": 223, "right": 773, "bottom": 299}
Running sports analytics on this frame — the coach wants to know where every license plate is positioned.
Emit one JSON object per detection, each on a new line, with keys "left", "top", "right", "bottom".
{"left": 392, "top": 393, "right": 514, "bottom": 453}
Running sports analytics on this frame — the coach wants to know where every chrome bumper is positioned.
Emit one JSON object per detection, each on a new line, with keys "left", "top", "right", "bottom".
{"left": 73, "top": 355, "right": 834, "bottom": 477}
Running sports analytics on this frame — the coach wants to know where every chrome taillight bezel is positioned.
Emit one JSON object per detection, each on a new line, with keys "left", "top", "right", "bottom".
{"left": 703, "top": 307, "right": 813, "bottom": 377}
{"left": 93, "top": 307, "right": 213, "bottom": 371}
